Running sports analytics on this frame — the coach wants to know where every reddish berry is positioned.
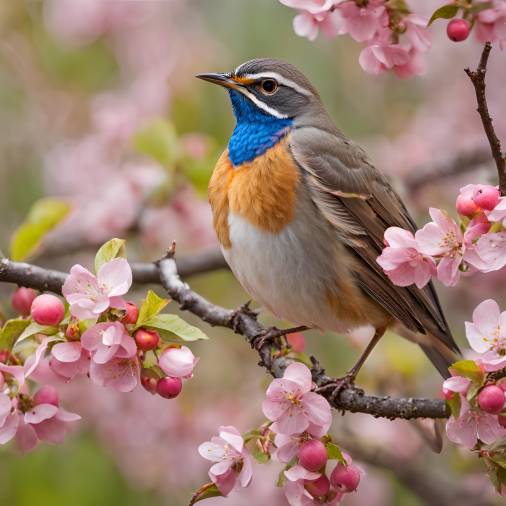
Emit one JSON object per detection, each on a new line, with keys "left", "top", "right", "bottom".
{"left": 134, "top": 329, "right": 160, "bottom": 352}
{"left": 330, "top": 462, "right": 361, "bottom": 492}
{"left": 305, "top": 474, "right": 330, "bottom": 498}
{"left": 122, "top": 302, "right": 139, "bottom": 325}
{"left": 298, "top": 439, "right": 328, "bottom": 472}
{"left": 499, "top": 414, "right": 506, "bottom": 428}
{"left": 141, "top": 374, "right": 158, "bottom": 394}
{"left": 447, "top": 19, "right": 470, "bottom": 42}
{"left": 30, "top": 294, "right": 65, "bottom": 326}
{"left": 456, "top": 194, "right": 479, "bottom": 217}
{"left": 33, "top": 385, "right": 59, "bottom": 406}
{"left": 11, "top": 287, "right": 37, "bottom": 316}
{"left": 287, "top": 332, "right": 306, "bottom": 353}
{"left": 472, "top": 185, "right": 500, "bottom": 211}
{"left": 478, "top": 385, "right": 505, "bottom": 414}
{"left": 156, "top": 376, "right": 182, "bottom": 399}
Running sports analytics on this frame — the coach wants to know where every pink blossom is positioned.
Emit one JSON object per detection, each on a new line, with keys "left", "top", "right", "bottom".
{"left": 279, "top": 0, "right": 335, "bottom": 15}
{"left": 469, "top": 232, "right": 506, "bottom": 273}
{"left": 442, "top": 376, "right": 470, "bottom": 397}
{"left": 338, "top": 0, "right": 386, "bottom": 43}
{"left": 446, "top": 398, "right": 506, "bottom": 449}
{"left": 89, "top": 356, "right": 140, "bottom": 392}
{"left": 476, "top": 1, "right": 506, "bottom": 47}
{"left": 292, "top": 9, "right": 343, "bottom": 41}
{"left": 62, "top": 258, "right": 132, "bottom": 320}
{"left": 198, "top": 425, "right": 253, "bottom": 496}
{"left": 81, "top": 322, "right": 136, "bottom": 364}
{"left": 275, "top": 433, "right": 304, "bottom": 463}
{"left": 284, "top": 478, "right": 342, "bottom": 506}
{"left": 158, "top": 346, "right": 198, "bottom": 378}
{"left": 486, "top": 196, "right": 506, "bottom": 225}
{"left": 50, "top": 341, "right": 90, "bottom": 381}
{"left": 464, "top": 299, "right": 506, "bottom": 371}
{"left": 262, "top": 362, "right": 331, "bottom": 436}
{"left": 0, "top": 393, "right": 19, "bottom": 445}
{"left": 359, "top": 44, "right": 410, "bottom": 75}
{"left": 416, "top": 208, "right": 464, "bottom": 286}
{"left": 377, "top": 227, "right": 435, "bottom": 288}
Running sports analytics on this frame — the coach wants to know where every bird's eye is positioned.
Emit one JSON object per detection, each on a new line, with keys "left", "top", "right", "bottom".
{"left": 259, "top": 79, "right": 278, "bottom": 95}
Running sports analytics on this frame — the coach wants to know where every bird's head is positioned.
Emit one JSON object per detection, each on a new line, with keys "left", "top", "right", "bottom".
{"left": 196, "top": 58, "right": 321, "bottom": 122}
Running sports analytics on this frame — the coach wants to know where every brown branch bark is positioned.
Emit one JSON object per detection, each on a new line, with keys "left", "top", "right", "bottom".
{"left": 465, "top": 42, "right": 506, "bottom": 194}
{"left": 0, "top": 254, "right": 449, "bottom": 420}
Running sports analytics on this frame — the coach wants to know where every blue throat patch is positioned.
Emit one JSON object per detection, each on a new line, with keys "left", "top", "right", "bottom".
{"left": 227, "top": 89, "right": 293, "bottom": 166}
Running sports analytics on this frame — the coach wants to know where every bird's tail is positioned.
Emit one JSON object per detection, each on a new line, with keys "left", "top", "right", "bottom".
{"left": 418, "top": 340, "right": 457, "bottom": 379}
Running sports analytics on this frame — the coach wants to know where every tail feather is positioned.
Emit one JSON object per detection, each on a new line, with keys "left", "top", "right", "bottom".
{"left": 418, "top": 341, "right": 457, "bottom": 379}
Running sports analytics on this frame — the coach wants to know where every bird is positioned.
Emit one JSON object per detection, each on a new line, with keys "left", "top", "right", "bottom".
{"left": 197, "top": 58, "right": 460, "bottom": 383}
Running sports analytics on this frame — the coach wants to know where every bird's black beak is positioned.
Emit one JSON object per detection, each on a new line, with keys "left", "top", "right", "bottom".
{"left": 195, "top": 72, "right": 243, "bottom": 90}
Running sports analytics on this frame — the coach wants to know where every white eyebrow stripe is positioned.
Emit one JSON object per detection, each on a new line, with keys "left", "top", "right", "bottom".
{"left": 236, "top": 88, "right": 288, "bottom": 119}
{"left": 241, "top": 72, "right": 312, "bottom": 97}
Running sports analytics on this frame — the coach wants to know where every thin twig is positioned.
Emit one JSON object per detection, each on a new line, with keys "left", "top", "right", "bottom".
{"left": 0, "top": 255, "right": 449, "bottom": 420}
{"left": 465, "top": 42, "right": 506, "bottom": 194}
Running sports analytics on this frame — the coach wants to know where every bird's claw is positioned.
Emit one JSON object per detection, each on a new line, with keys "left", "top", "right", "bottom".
{"left": 253, "top": 327, "right": 280, "bottom": 350}
{"left": 228, "top": 300, "right": 258, "bottom": 332}
{"left": 318, "top": 374, "right": 358, "bottom": 403}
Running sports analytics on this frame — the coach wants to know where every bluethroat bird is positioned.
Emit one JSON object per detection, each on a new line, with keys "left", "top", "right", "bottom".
{"left": 197, "top": 59, "right": 460, "bottom": 382}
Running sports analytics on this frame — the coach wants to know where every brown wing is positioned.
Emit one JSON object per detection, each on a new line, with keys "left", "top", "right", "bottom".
{"left": 290, "top": 126, "right": 459, "bottom": 355}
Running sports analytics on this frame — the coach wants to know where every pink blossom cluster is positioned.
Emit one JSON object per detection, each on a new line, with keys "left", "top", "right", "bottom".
{"left": 377, "top": 184, "right": 506, "bottom": 288}
{"left": 197, "top": 363, "right": 362, "bottom": 505}
{"left": 279, "top": 1, "right": 506, "bottom": 77}
{"left": 0, "top": 247, "right": 199, "bottom": 453}
{"left": 442, "top": 298, "right": 506, "bottom": 491}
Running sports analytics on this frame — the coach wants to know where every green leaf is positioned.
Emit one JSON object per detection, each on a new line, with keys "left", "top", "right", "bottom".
{"left": 0, "top": 319, "right": 31, "bottom": 350}
{"left": 326, "top": 442, "right": 345, "bottom": 463}
{"left": 16, "top": 322, "right": 59, "bottom": 344}
{"left": 446, "top": 394, "right": 461, "bottom": 418}
{"left": 10, "top": 198, "right": 71, "bottom": 261}
{"left": 189, "top": 483, "right": 222, "bottom": 506}
{"left": 276, "top": 469, "right": 287, "bottom": 488}
{"left": 135, "top": 290, "right": 169, "bottom": 327}
{"left": 466, "top": 381, "right": 483, "bottom": 402}
{"left": 142, "top": 314, "right": 209, "bottom": 341}
{"left": 132, "top": 119, "right": 178, "bottom": 168}
{"left": 428, "top": 4, "right": 459, "bottom": 25}
{"left": 449, "top": 360, "right": 484, "bottom": 383}
{"left": 94, "top": 238, "right": 126, "bottom": 273}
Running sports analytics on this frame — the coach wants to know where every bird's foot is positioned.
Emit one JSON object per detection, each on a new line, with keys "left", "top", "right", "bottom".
{"left": 317, "top": 373, "right": 359, "bottom": 404}
{"left": 253, "top": 325, "right": 309, "bottom": 350}
{"left": 228, "top": 300, "right": 258, "bottom": 332}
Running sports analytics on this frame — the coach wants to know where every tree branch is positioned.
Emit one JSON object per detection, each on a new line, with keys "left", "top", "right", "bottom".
{"left": 0, "top": 254, "right": 449, "bottom": 420}
{"left": 465, "top": 42, "right": 506, "bottom": 194}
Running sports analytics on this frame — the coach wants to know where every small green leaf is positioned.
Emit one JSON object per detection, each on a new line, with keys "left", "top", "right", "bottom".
{"left": 189, "top": 483, "right": 222, "bottom": 506}
{"left": 94, "top": 238, "right": 126, "bottom": 273}
{"left": 10, "top": 198, "right": 71, "bottom": 261}
{"left": 276, "top": 469, "right": 287, "bottom": 488}
{"left": 133, "top": 119, "right": 178, "bottom": 168}
{"left": 142, "top": 313, "right": 209, "bottom": 341}
{"left": 0, "top": 319, "right": 31, "bottom": 350}
{"left": 16, "top": 322, "right": 59, "bottom": 344}
{"left": 466, "top": 381, "right": 483, "bottom": 402}
{"left": 446, "top": 394, "right": 461, "bottom": 418}
{"left": 449, "top": 360, "right": 484, "bottom": 383}
{"left": 135, "top": 290, "right": 169, "bottom": 327}
{"left": 428, "top": 4, "right": 459, "bottom": 25}
{"left": 326, "top": 442, "right": 345, "bottom": 463}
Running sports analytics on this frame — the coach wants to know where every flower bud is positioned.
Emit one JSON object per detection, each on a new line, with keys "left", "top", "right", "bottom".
{"left": 134, "top": 329, "right": 160, "bottom": 352}
{"left": 159, "top": 345, "right": 198, "bottom": 378}
{"left": 478, "top": 385, "right": 505, "bottom": 414}
{"left": 31, "top": 294, "right": 65, "bottom": 326}
{"left": 33, "top": 385, "right": 59, "bottom": 407}
{"left": 298, "top": 439, "right": 328, "bottom": 472}
{"left": 456, "top": 194, "right": 479, "bottom": 217}
{"left": 156, "top": 376, "right": 182, "bottom": 399}
{"left": 447, "top": 19, "right": 470, "bottom": 42}
{"left": 140, "top": 370, "right": 158, "bottom": 394}
{"left": 330, "top": 462, "right": 361, "bottom": 492}
{"left": 12, "top": 287, "right": 37, "bottom": 316}
{"left": 472, "top": 185, "right": 500, "bottom": 211}
{"left": 305, "top": 474, "right": 330, "bottom": 498}
{"left": 122, "top": 302, "right": 139, "bottom": 325}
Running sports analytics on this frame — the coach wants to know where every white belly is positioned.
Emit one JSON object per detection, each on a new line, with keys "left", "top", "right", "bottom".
{"left": 223, "top": 212, "right": 349, "bottom": 331}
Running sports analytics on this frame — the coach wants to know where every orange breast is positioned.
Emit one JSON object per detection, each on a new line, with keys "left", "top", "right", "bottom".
{"left": 208, "top": 137, "right": 300, "bottom": 249}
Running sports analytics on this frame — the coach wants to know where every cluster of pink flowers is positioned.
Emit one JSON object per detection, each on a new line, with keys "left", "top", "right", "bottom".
{"left": 197, "top": 363, "right": 361, "bottom": 505}
{"left": 442, "top": 298, "right": 506, "bottom": 492}
{"left": 279, "top": 1, "right": 506, "bottom": 77}
{"left": 0, "top": 241, "right": 200, "bottom": 453}
{"left": 378, "top": 184, "right": 506, "bottom": 288}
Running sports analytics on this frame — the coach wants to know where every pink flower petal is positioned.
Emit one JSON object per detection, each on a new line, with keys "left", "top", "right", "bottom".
{"left": 51, "top": 341, "right": 82, "bottom": 362}
{"left": 24, "top": 404, "right": 58, "bottom": 424}
{"left": 97, "top": 258, "right": 132, "bottom": 297}
{"left": 283, "top": 362, "right": 312, "bottom": 392}
{"left": 285, "top": 464, "right": 320, "bottom": 482}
